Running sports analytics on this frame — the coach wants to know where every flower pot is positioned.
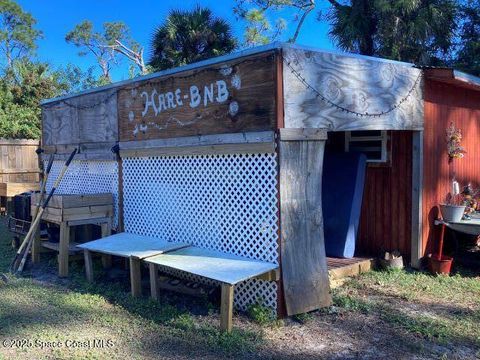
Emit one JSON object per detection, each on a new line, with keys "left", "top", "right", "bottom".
{"left": 427, "top": 254, "right": 453, "bottom": 275}
{"left": 439, "top": 204, "right": 465, "bottom": 222}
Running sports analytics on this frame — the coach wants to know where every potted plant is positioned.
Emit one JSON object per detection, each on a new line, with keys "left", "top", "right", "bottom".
{"left": 440, "top": 123, "right": 467, "bottom": 222}
{"left": 440, "top": 180, "right": 466, "bottom": 222}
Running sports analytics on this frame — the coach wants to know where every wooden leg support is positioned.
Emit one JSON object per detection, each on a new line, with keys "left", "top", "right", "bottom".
{"left": 58, "top": 222, "right": 70, "bottom": 277}
{"left": 220, "top": 284, "right": 234, "bottom": 333}
{"left": 129, "top": 257, "right": 142, "bottom": 297}
{"left": 99, "top": 222, "right": 113, "bottom": 269}
{"left": 100, "top": 222, "right": 112, "bottom": 237}
{"left": 31, "top": 227, "right": 41, "bottom": 264}
{"left": 84, "top": 249, "right": 94, "bottom": 282}
{"left": 149, "top": 263, "right": 160, "bottom": 301}
{"left": 101, "top": 255, "right": 112, "bottom": 269}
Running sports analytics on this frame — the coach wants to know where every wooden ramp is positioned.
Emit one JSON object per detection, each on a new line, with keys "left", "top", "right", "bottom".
{"left": 327, "top": 257, "right": 375, "bottom": 288}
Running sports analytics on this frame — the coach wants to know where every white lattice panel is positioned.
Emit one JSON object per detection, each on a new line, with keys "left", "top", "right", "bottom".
{"left": 45, "top": 160, "right": 119, "bottom": 229}
{"left": 122, "top": 153, "right": 279, "bottom": 313}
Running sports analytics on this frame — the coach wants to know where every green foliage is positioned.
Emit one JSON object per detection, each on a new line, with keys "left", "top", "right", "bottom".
{"left": 454, "top": 0, "right": 480, "bottom": 75}
{"left": 0, "top": 0, "right": 42, "bottom": 68}
{"left": 246, "top": 299, "right": 275, "bottom": 325}
{"left": 149, "top": 6, "right": 236, "bottom": 71}
{"left": 66, "top": 20, "right": 133, "bottom": 82}
{"left": 234, "top": 0, "right": 311, "bottom": 45}
{"left": 0, "top": 59, "right": 100, "bottom": 139}
{"left": 292, "top": 311, "right": 314, "bottom": 324}
{"left": 54, "top": 63, "right": 100, "bottom": 94}
{"left": 324, "top": 0, "right": 458, "bottom": 65}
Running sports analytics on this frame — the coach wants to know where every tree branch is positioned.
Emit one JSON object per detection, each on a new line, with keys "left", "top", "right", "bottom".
{"left": 326, "top": 0, "right": 342, "bottom": 9}
{"left": 290, "top": 0, "right": 315, "bottom": 43}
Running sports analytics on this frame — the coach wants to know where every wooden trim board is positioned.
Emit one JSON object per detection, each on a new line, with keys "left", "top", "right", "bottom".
{"left": 279, "top": 128, "right": 328, "bottom": 141}
{"left": 411, "top": 131, "right": 423, "bottom": 268}
{"left": 279, "top": 138, "right": 332, "bottom": 316}
{"left": 119, "top": 131, "right": 276, "bottom": 157}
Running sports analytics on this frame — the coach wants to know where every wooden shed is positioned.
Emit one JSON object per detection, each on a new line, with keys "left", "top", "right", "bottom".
{"left": 0, "top": 139, "right": 40, "bottom": 212}
{"left": 40, "top": 42, "right": 480, "bottom": 317}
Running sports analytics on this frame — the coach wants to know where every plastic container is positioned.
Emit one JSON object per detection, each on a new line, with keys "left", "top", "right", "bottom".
{"left": 439, "top": 204, "right": 465, "bottom": 222}
{"left": 428, "top": 254, "right": 453, "bottom": 275}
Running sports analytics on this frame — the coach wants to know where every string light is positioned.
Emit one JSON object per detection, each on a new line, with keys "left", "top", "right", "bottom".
{"left": 43, "top": 55, "right": 274, "bottom": 111}
{"left": 284, "top": 58, "right": 422, "bottom": 118}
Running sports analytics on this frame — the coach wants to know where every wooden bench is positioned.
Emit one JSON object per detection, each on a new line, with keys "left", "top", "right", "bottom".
{"left": 78, "top": 232, "right": 279, "bottom": 332}
{"left": 144, "top": 246, "right": 279, "bottom": 332}
{"left": 77, "top": 233, "right": 189, "bottom": 296}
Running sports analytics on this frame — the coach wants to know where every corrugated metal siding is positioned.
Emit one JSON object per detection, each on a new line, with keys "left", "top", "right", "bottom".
{"left": 422, "top": 80, "right": 480, "bottom": 255}
{"left": 357, "top": 131, "right": 413, "bottom": 256}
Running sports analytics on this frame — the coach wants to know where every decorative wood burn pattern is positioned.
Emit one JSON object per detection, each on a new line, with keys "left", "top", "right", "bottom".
{"left": 118, "top": 53, "right": 277, "bottom": 141}
{"left": 283, "top": 48, "right": 424, "bottom": 131}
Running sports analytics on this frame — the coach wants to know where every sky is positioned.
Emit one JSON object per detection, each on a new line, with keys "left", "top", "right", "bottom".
{"left": 16, "top": 0, "right": 335, "bottom": 81}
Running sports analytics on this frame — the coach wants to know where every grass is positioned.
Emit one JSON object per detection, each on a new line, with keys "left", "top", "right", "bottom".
{"left": 0, "top": 218, "right": 263, "bottom": 359}
{"left": 332, "top": 268, "right": 480, "bottom": 349}
{"left": 1, "top": 215, "right": 480, "bottom": 359}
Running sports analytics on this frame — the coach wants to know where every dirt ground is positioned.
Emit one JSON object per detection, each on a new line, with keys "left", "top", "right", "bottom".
{"left": 1, "top": 217, "right": 479, "bottom": 360}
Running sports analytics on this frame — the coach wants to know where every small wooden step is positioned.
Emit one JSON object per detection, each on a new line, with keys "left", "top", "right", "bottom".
{"left": 327, "top": 257, "right": 375, "bottom": 288}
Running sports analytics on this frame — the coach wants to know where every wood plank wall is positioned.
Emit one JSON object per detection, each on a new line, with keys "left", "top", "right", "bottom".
{"left": 0, "top": 139, "right": 40, "bottom": 183}
{"left": 326, "top": 131, "right": 413, "bottom": 257}
{"left": 357, "top": 131, "right": 413, "bottom": 257}
{"left": 422, "top": 80, "right": 480, "bottom": 255}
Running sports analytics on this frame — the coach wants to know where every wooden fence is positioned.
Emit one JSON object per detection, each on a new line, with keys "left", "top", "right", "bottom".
{"left": 0, "top": 139, "right": 40, "bottom": 197}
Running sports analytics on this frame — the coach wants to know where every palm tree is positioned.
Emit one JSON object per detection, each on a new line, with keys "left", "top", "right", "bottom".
{"left": 326, "top": 0, "right": 457, "bottom": 65}
{"left": 149, "top": 6, "right": 237, "bottom": 71}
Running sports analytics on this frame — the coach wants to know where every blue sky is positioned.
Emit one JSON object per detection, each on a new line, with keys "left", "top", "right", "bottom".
{"left": 16, "top": 0, "right": 335, "bottom": 81}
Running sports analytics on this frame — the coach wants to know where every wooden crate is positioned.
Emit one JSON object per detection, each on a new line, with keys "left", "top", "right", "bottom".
{"left": 31, "top": 193, "right": 113, "bottom": 223}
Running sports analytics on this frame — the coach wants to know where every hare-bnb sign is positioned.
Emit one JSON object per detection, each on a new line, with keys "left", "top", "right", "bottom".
{"left": 118, "top": 53, "right": 277, "bottom": 141}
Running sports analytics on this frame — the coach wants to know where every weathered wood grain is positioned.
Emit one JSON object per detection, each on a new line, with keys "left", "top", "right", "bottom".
{"left": 279, "top": 138, "right": 332, "bottom": 315}
{"left": 0, "top": 139, "right": 39, "bottom": 184}
{"left": 283, "top": 48, "right": 424, "bottom": 131}
{"left": 42, "top": 89, "right": 118, "bottom": 152}
{"left": 279, "top": 128, "right": 328, "bottom": 141}
{"left": 119, "top": 131, "right": 276, "bottom": 157}
{"left": 220, "top": 284, "right": 234, "bottom": 332}
{"left": 0, "top": 182, "right": 39, "bottom": 197}
{"left": 32, "top": 193, "right": 113, "bottom": 209}
{"left": 84, "top": 250, "right": 94, "bottom": 282}
{"left": 129, "top": 257, "right": 142, "bottom": 297}
{"left": 118, "top": 53, "right": 277, "bottom": 141}
{"left": 411, "top": 131, "right": 423, "bottom": 268}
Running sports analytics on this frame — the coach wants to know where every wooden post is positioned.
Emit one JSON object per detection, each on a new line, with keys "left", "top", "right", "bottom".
{"left": 58, "top": 222, "right": 70, "bottom": 277}
{"left": 84, "top": 249, "right": 94, "bottom": 282}
{"left": 100, "top": 222, "right": 113, "bottom": 268}
{"left": 149, "top": 263, "right": 160, "bottom": 301}
{"left": 411, "top": 130, "right": 423, "bottom": 268}
{"left": 129, "top": 256, "right": 142, "bottom": 297}
{"left": 278, "top": 129, "right": 331, "bottom": 316}
{"left": 220, "top": 283, "right": 234, "bottom": 333}
{"left": 31, "top": 227, "right": 41, "bottom": 263}
{"left": 101, "top": 255, "right": 112, "bottom": 269}
{"left": 100, "top": 221, "right": 112, "bottom": 237}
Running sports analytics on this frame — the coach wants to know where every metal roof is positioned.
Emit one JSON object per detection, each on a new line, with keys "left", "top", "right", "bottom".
{"left": 41, "top": 42, "right": 417, "bottom": 106}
